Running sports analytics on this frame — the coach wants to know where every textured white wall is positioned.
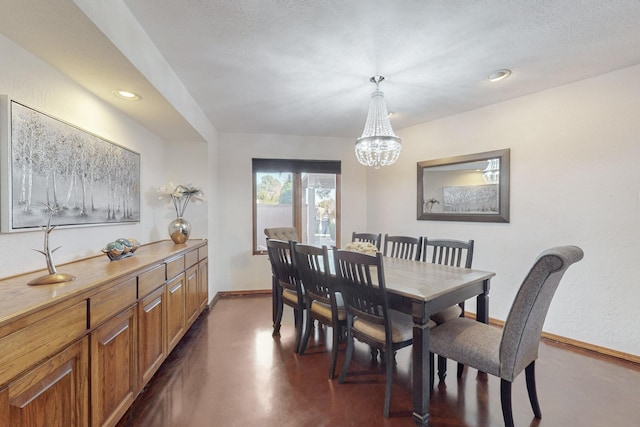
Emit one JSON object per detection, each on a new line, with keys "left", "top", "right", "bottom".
{"left": 0, "top": 34, "right": 169, "bottom": 278}
{"left": 162, "top": 140, "right": 215, "bottom": 301}
{"left": 367, "top": 64, "right": 640, "bottom": 356}
{"left": 2, "top": 28, "right": 637, "bottom": 356}
{"left": 215, "top": 132, "right": 367, "bottom": 293}
{"left": 161, "top": 143, "right": 210, "bottom": 240}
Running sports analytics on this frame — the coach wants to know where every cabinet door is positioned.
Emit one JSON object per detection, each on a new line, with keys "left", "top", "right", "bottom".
{"left": 166, "top": 273, "right": 185, "bottom": 352}
{"left": 137, "top": 285, "right": 166, "bottom": 390}
{"left": 90, "top": 307, "right": 137, "bottom": 427}
{"left": 198, "top": 258, "right": 209, "bottom": 310}
{"left": 0, "top": 337, "right": 89, "bottom": 427}
{"left": 185, "top": 265, "right": 199, "bottom": 326}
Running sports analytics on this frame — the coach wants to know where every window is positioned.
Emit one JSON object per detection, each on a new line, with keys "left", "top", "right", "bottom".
{"left": 253, "top": 159, "right": 341, "bottom": 254}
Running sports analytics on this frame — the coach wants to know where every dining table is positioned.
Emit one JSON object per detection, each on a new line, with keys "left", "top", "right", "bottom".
{"left": 380, "top": 256, "right": 495, "bottom": 426}
{"left": 271, "top": 250, "right": 495, "bottom": 426}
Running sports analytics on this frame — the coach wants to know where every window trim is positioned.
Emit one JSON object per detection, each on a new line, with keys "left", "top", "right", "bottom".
{"left": 252, "top": 158, "right": 341, "bottom": 255}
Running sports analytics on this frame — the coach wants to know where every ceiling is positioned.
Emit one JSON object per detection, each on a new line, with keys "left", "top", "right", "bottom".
{"left": 2, "top": 0, "right": 640, "bottom": 143}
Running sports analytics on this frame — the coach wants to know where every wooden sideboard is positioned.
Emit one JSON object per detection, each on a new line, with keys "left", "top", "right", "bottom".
{"left": 0, "top": 239, "right": 209, "bottom": 427}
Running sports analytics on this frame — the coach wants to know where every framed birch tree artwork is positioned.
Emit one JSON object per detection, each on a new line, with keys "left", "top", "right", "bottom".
{"left": 1, "top": 98, "right": 140, "bottom": 232}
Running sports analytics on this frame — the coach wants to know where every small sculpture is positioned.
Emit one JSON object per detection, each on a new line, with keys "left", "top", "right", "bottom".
{"left": 28, "top": 204, "right": 76, "bottom": 286}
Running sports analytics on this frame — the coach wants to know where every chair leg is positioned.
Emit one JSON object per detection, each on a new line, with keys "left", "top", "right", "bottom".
{"left": 272, "top": 276, "right": 277, "bottom": 324}
{"left": 338, "top": 324, "right": 346, "bottom": 342}
{"left": 437, "top": 355, "right": 447, "bottom": 382}
{"left": 299, "top": 310, "right": 314, "bottom": 355}
{"left": 380, "top": 350, "right": 398, "bottom": 364}
{"left": 525, "top": 361, "right": 542, "bottom": 418}
{"left": 383, "top": 343, "right": 394, "bottom": 418}
{"left": 500, "top": 379, "right": 515, "bottom": 427}
{"left": 293, "top": 308, "right": 304, "bottom": 353}
{"left": 328, "top": 322, "right": 340, "bottom": 379}
{"left": 272, "top": 294, "right": 283, "bottom": 337}
{"left": 338, "top": 332, "right": 354, "bottom": 384}
{"left": 369, "top": 346, "right": 379, "bottom": 360}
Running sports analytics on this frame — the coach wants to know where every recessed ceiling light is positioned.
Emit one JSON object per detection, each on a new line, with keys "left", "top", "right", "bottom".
{"left": 487, "top": 69, "right": 512, "bottom": 82}
{"left": 113, "top": 90, "right": 141, "bottom": 100}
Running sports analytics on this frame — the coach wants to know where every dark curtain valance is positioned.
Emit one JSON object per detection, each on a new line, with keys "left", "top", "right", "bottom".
{"left": 252, "top": 158, "right": 341, "bottom": 174}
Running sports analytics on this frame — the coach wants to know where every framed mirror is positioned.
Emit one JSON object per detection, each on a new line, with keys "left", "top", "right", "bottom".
{"left": 417, "top": 149, "right": 510, "bottom": 222}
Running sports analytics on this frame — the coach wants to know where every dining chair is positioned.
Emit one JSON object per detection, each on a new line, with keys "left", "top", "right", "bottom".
{"left": 351, "top": 232, "right": 382, "bottom": 250}
{"left": 421, "top": 238, "right": 475, "bottom": 380}
{"left": 264, "top": 227, "right": 299, "bottom": 325}
{"left": 421, "top": 238, "right": 474, "bottom": 268}
{"left": 294, "top": 243, "right": 346, "bottom": 379}
{"left": 429, "top": 245, "right": 584, "bottom": 427}
{"left": 383, "top": 234, "right": 423, "bottom": 260}
{"left": 333, "top": 248, "right": 419, "bottom": 418}
{"left": 266, "top": 238, "right": 305, "bottom": 353}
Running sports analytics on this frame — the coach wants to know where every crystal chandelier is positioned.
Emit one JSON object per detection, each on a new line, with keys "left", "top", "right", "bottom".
{"left": 355, "top": 76, "right": 402, "bottom": 169}
{"left": 482, "top": 158, "right": 500, "bottom": 184}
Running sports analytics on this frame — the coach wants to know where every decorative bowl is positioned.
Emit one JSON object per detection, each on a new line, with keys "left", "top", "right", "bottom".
{"left": 102, "top": 238, "right": 140, "bottom": 261}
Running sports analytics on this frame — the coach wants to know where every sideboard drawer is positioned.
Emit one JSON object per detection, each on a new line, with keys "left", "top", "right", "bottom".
{"left": 89, "top": 277, "right": 137, "bottom": 329}
{"left": 185, "top": 248, "right": 199, "bottom": 268}
{"left": 198, "top": 245, "right": 208, "bottom": 261}
{"left": 138, "top": 264, "right": 166, "bottom": 299}
{"left": 166, "top": 255, "right": 185, "bottom": 280}
{"left": 0, "top": 301, "right": 87, "bottom": 385}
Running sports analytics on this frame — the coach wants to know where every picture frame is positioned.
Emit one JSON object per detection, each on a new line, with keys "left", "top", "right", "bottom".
{"left": 443, "top": 184, "right": 499, "bottom": 213}
{"left": 1, "top": 96, "right": 140, "bottom": 232}
{"left": 417, "top": 149, "right": 510, "bottom": 223}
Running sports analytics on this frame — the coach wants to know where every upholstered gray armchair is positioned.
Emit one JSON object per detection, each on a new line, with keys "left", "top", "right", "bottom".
{"left": 421, "top": 238, "right": 475, "bottom": 380}
{"left": 429, "top": 245, "right": 584, "bottom": 427}
{"left": 264, "top": 227, "right": 299, "bottom": 242}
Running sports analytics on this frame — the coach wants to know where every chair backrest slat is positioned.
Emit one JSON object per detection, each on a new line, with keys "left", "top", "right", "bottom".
{"left": 421, "top": 238, "right": 474, "bottom": 268}
{"left": 334, "top": 249, "right": 387, "bottom": 325}
{"left": 352, "top": 232, "right": 382, "bottom": 250}
{"left": 293, "top": 243, "right": 332, "bottom": 305}
{"left": 266, "top": 239, "right": 299, "bottom": 295}
{"left": 383, "top": 234, "right": 422, "bottom": 260}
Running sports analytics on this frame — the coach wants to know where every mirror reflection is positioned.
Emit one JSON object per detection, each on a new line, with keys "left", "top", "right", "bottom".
{"left": 417, "top": 149, "right": 510, "bottom": 222}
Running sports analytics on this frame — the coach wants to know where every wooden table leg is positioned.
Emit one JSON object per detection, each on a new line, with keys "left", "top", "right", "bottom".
{"left": 412, "top": 301, "right": 430, "bottom": 426}
{"left": 475, "top": 278, "right": 491, "bottom": 377}
{"left": 476, "top": 278, "right": 490, "bottom": 324}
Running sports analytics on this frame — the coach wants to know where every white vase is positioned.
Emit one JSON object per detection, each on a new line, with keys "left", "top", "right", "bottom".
{"left": 168, "top": 217, "right": 191, "bottom": 244}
